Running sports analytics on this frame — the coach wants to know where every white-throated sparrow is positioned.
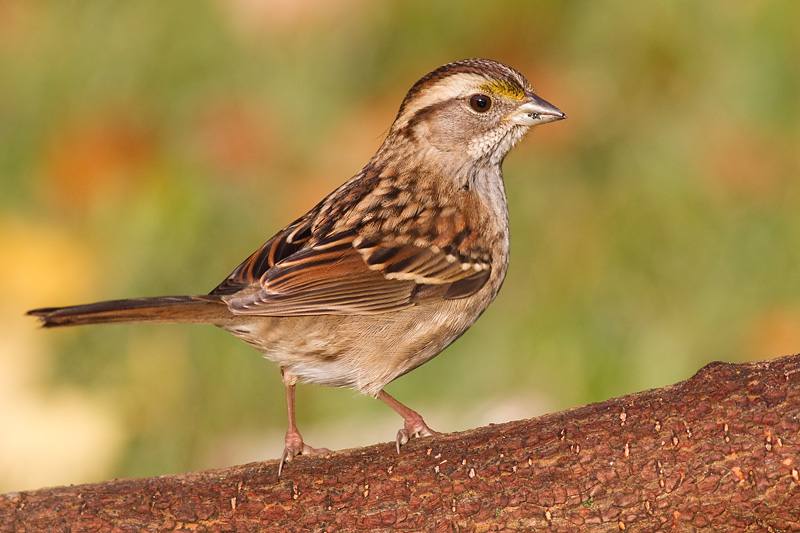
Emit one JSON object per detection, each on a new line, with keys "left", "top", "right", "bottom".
{"left": 29, "top": 58, "right": 566, "bottom": 474}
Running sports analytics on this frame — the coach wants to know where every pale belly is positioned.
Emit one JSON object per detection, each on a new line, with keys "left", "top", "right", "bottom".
{"left": 221, "top": 290, "right": 494, "bottom": 397}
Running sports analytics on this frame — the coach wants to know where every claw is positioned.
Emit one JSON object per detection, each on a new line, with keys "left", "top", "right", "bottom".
{"left": 278, "top": 447, "right": 292, "bottom": 477}
{"left": 377, "top": 389, "right": 439, "bottom": 454}
{"left": 278, "top": 441, "right": 331, "bottom": 476}
{"left": 395, "top": 420, "right": 439, "bottom": 453}
{"left": 395, "top": 430, "right": 409, "bottom": 454}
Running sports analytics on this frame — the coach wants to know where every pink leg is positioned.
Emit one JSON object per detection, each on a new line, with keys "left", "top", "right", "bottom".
{"left": 377, "top": 389, "right": 439, "bottom": 453}
{"left": 278, "top": 369, "right": 330, "bottom": 476}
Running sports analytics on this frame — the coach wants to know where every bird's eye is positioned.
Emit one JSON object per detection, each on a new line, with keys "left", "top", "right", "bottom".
{"left": 469, "top": 94, "right": 492, "bottom": 113}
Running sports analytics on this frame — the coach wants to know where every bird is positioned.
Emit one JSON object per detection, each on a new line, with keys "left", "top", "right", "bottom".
{"left": 28, "top": 58, "right": 566, "bottom": 475}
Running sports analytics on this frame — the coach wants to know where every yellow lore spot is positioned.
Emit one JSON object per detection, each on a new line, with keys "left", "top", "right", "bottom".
{"left": 480, "top": 80, "right": 526, "bottom": 100}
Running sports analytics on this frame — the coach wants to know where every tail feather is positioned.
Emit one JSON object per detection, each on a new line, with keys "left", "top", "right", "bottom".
{"left": 27, "top": 295, "right": 234, "bottom": 328}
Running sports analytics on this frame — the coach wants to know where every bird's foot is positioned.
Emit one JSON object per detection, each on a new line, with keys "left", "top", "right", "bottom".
{"left": 395, "top": 416, "right": 440, "bottom": 453}
{"left": 376, "top": 389, "right": 440, "bottom": 453}
{"left": 278, "top": 431, "right": 330, "bottom": 476}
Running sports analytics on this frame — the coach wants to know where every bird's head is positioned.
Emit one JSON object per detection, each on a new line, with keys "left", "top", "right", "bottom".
{"left": 387, "top": 58, "right": 566, "bottom": 166}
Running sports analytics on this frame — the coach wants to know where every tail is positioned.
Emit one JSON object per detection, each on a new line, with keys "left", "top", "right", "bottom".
{"left": 27, "top": 295, "right": 235, "bottom": 328}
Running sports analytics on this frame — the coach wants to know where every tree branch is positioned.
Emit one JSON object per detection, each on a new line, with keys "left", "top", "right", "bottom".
{"left": 2, "top": 354, "right": 799, "bottom": 532}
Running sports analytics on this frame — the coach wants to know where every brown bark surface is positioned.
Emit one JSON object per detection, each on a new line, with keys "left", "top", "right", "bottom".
{"left": 2, "top": 354, "right": 799, "bottom": 532}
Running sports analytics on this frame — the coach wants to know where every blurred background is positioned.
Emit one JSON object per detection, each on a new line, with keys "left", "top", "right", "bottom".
{"left": 1, "top": 1, "right": 798, "bottom": 492}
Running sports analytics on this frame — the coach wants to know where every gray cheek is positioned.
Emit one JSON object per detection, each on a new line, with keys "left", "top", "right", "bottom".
{"left": 427, "top": 115, "right": 493, "bottom": 153}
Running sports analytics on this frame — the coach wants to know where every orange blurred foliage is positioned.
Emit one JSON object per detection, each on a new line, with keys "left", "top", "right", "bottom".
{"left": 191, "top": 100, "right": 284, "bottom": 181}
{"left": 745, "top": 307, "right": 800, "bottom": 360}
{"left": 215, "top": 0, "right": 372, "bottom": 38}
{"left": 41, "top": 112, "right": 156, "bottom": 210}
{"left": 701, "top": 122, "right": 794, "bottom": 203}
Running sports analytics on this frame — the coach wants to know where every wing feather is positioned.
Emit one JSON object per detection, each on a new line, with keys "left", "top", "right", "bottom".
{"left": 212, "top": 168, "right": 494, "bottom": 316}
{"left": 223, "top": 231, "right": 491, "bottom": 316}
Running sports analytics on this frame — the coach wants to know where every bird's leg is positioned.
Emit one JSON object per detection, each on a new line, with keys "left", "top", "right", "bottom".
{"left": 377, "top": 389, "right": 439, "bottom": 453}
{"left": 278, "top": 369, "right": 330, "bottom": 476}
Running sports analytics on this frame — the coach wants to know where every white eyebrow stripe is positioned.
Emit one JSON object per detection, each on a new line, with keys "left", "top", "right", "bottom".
{"left": 392, "top": 73, "right": 486, "bottom": 129}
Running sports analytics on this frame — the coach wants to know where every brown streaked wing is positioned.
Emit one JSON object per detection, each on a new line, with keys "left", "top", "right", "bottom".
{"left": 225, "top": 234, "right": 417, "bottom": 316}
{"left": 354, "top": 237, "right": 491, "bottom": 285}
{"left": 209, "top": 214, "right": 316, "bottom": 296}
{"left": 224, "top": 232, "right": 492, "bottom": 317}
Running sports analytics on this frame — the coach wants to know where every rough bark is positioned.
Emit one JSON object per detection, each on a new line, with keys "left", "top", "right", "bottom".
{"left": 2, "top": 354, "right": 799, "bottom": 532}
